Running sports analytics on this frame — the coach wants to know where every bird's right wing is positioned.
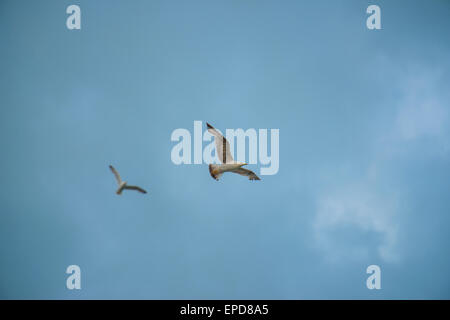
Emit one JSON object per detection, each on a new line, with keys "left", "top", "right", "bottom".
{"left": 124, "top": 185, "right": 147, "bottom": 194}
{"left": 109, "top": 165, "right": 122, "bottom": 185}
{"left": 232, "top": 167, "right": 261, "bottom": 181}
{"left": 207, "top": 123, "right": 234, "bottom": 164}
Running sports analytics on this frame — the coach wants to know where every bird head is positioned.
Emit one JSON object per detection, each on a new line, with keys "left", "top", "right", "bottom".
{"left": 238, "top": 162, "right": 248, "bottom": 167}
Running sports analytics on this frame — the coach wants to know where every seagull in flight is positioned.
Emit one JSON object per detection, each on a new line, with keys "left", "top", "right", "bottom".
{"left": 109, "top": 165, "right": 147, "bottom": 195}
{"left": 207, "top": 123, "right": 261, "bottom": 181}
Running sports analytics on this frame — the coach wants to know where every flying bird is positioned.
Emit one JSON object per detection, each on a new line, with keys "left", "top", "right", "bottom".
{"left": 109, "top": 165, "right": 147, "bottom": 195}
{"left": 206, "top": 123, "right": 261, "bottom": 181}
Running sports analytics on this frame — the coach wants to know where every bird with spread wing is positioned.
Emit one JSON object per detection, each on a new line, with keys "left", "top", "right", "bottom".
{"left": 109, "top": 165, "right": 147, "bottom": 195}
{"left": 207, "top": 123, "right": 261, "bottom": 181}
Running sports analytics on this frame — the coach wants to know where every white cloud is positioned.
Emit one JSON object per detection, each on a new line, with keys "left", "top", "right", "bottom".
{"left": 397, "top": 97, "right": 446, "bottom": 140}
{"left": 396, "top": 74, "right": 448, "bottom": 141}
{"left": 312, "top": 63, "right": 449, "bottom": 264}
{"left": 313, "top": 185, "right": 398, "bottom": 264}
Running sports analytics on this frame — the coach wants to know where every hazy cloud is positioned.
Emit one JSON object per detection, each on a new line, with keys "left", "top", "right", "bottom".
{"left": 313, "top": 63, "right": 449, "bottom": 264}
{"left": 314, "top": 185, "right": 399, "bottom": 263}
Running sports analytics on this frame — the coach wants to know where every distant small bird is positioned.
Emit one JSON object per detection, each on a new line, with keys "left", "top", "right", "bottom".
{"left": 207, "top": 123, "right": 261, "bottom": 181}
{"left": 109, "top": 165, "right": 147, "bottom": 195}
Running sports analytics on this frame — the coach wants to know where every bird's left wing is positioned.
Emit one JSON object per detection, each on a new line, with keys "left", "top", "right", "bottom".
{"left": 207, "top": 123, "right": 234, "bottom": 164}
{"left": 124, "top": 185, "right": 147, "bottom": 194}
{"left": 232, "top": 168, "right": 261, "bottom": 181}
{"left": 109, "top": 165, "right": 122, "bottom": 185}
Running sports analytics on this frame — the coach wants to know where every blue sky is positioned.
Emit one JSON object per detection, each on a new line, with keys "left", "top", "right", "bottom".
{"left": 1, "top": 0, "right": 449, "bottom": 299}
